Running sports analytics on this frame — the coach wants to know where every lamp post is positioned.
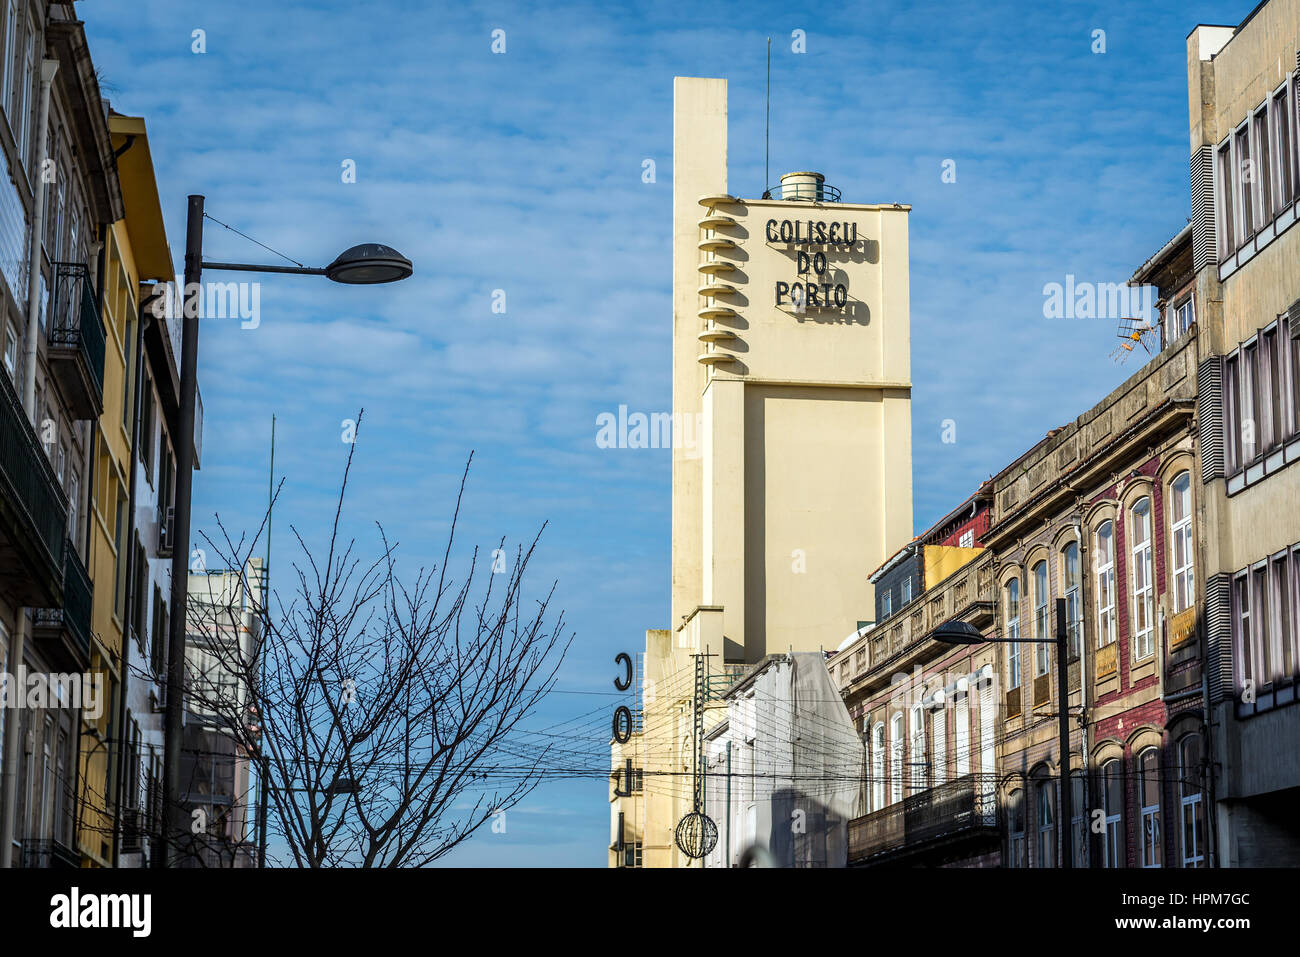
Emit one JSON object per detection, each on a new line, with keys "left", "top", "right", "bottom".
{"left": 160, "top": 194, "right": 411, "bottom": 868}
{"left": 932, "top": 597, "right": 1074, "bottom": 868}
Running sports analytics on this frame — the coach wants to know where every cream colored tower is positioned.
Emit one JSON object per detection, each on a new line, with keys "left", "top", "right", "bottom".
{"left": 672, "top": 76, "right": 913, "bottom": 663}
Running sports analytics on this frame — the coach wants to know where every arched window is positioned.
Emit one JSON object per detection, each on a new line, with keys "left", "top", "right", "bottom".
{"left": 1070, "top": 770, "right": 1087, "bottom": 867}
{"left": 1006, "top": 578, "right": 1021, "bottom": 688}
{"left": 1007, "top": 788, "right": 1025, "bottom": 868}
{"left": 889, "top": 713, "right": 904, "bottom": 805}
{"left": 1035, "top": 774, "right": 1056, "bottom": 868}
{"left": 1062, "top": 541, "right": 1081, "bottom": 655}
{"left": 1132, "top": 497, "right": 1154, "bottom": 659}
{"left": 1033, "top": 560, "right": 1050, "bottom": 677}
{"left": 1138, "top": 746, "right": 1162, "bottom": 867}
{"left": 1170, "top": 472, "right": 1194, "bottom": 614}
{"left": 1102, "top": 758, "right": 1124, "bottom": 867}
{"left": 1096, "top": 522, "right": 1116, "bottom": 647}
{"left": 871, "top": 723, "right": 885, "bottom": 811}
{"left": 1178, "top": 734, "right": 1206, "bottom": 867}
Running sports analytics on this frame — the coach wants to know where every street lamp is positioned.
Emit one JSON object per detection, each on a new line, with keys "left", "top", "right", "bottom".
{"left": 160, "top": 195, "right": 411, "bottom": 868}
{"left": 932, "top": 597, "right": 1075, "bottom": 868}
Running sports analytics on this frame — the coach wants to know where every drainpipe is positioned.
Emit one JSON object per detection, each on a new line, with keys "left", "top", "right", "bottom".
{"left": 0, "top": 56, "right": 59, "bottom": 869}
{"left": 20, "top": 59, "right": 58, "bottom": 422}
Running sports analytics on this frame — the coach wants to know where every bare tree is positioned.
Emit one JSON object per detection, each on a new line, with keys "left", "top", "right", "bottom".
{"left": 165, "top": 413, "right": 570, "bottom": 866}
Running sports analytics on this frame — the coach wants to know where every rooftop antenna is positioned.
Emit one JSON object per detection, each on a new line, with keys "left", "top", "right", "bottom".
{"left": 764, "top": 37, "right": 771, "bottom": 197}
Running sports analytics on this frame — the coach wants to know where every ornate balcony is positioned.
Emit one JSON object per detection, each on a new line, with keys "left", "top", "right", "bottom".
{"left": 32, "top": 541, "right": 93, "bottom": 670}
{"left": 848, "top": 774, "right": 998, "bottom": 865}
{"left": 47, "top": 261, "right": 106, "bottom": 420}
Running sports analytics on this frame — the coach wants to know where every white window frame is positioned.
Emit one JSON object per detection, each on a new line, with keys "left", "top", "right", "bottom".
{"left": 1170, "top": 472, "right": 1194, "bottom": 614}
{"left": 931, "top": 706, "right": 946, "bottom": 787}
{"left": 1270, "top": 80, "right": 1295, "bottom": 213}
{"left": 1102, "top": 758, "right": 1123, "bottom": 868}
{"left": 1063, "top": 539, "right": 1081, "bottom": 656}
{"left": 1131, "top": 498, "right": 1154, "bottom": 660}
{"left": 1036, "top": 777, "right": 1055, "bottom": 868}
{"left": 909, "top": 703, "right": 925, "bottom": 794}
{"left": 889, "top": 712, "right": 904, "bottom": 805}
{"left": 1033, "top": 560, "right": 1050, "bottom": 677}
{"left": 1006, "top": 577, "right": 1021, "bottom": 688}
{"left": 1138, "top": 746, "right": 1161, "bottom": 868}
{"left": 1096, "top": 521, "right": 1116, "bottom": 647}
{"left": 1178, "top": 735, "right": 1205, "bottom": 868}
{"left": 1007, "top": 788, "right": 1025, "bottom": 868}
{"left": 870, "top": 722, "right": 885, "bottom": 811}
{"left": 954, "top": 692, "right": 970, "bottom": 777}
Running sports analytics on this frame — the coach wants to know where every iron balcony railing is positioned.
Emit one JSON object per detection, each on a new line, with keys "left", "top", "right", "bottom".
{"left": 33, "top": 541, "right": 94, "bottom": 665}
{"left": 848, "top": 774, "right": 998, "bottom": 863}
{"left": 48, "top": 261, "right": 106, "bottom": 407}
{"left": 0, "top": 362, "right": 67, "bottom": 600}
{"left": 22, "top": 838, "right": 80, "bottom": 868}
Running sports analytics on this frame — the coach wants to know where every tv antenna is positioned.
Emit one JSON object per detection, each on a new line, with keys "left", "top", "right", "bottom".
{"left": 1110, "top": 316, "right": 1157, "bottom": 364}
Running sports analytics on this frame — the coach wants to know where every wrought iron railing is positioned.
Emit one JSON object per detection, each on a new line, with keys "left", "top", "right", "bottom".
{"left": 22, "top": 837, "right": 80, "bottom": 868}
{"left": 0, "top": 363, "right": 66, "bottom": 586}
{"left": 48, "top": 261, "right": 106, "bottom": 398}
{"left": 849, "top": 774, "right": 998, "bottom": 862}
{"left": 33, "top": 539, "right": 93, "bottom": 663}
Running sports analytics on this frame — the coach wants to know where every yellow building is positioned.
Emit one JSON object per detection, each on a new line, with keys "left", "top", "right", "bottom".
{"left": 612, "top": 77, "right": 915, "bottom": 867}
{"left": 76, "top": 113, "right": 175, "bottom": 867}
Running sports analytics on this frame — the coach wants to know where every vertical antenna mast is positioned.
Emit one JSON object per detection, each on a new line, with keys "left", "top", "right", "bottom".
{"left": 765, "top": 36, "right": 771, "bottom": 196}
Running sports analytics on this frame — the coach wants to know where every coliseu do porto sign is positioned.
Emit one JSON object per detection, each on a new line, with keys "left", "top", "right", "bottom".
{"left": 765, "top": 218, "right": 859, "bottom": 310}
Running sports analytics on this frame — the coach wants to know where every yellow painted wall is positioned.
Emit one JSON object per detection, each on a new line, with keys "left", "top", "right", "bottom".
{"left": 923, "top": 545, "right": 985, "bottom": 589}
{"left": 78, "top": 221, "right": 139, "bottom": 867}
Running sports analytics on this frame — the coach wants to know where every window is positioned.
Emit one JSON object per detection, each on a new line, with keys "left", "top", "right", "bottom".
{"left": 1168, "top": 295, "right": 1195, "bottom": 344}
{"left": 1224, "top": 352, "right": 1241, "bottom": 472}
{"left": 1178, "top": 734, "right": 1205, "bottom": 867}
{"left": 2, "top": 323, "right": 13, "bottom": 375}
{"left": 16, "top": 13, "right": 32, "bottom": 169}
{"left": 1252, "top": 563, "right": 1272, "bottom": 684}
{"left": 1218, "top": 141, "right": 1236, "bottom": 255}
{"left": 889, "top": 713, "right": 904, "bottom": 805}
{"left": 1007, "top": 788, "right": 1025, "bottom": 868}
{"left": 1252, "top": 107, "right": 1272, "bottom": 231}
{"left": 1235, "top": 125, "right": 1254, "bottom": 244}
{"left": 1006, "top": 577, "right": 1021, "bottom": 688}
{"left": 1243, "top": 340, "right": 1260, "bottom": 462}
{"left": 954, "top": 692, "right": 970, "bottom": 777}
{"left": 931, "top": 707, "right": 946, "bottom": 786}
{"left": 1273, "top": 83, "right": 1295, "bottom": 211}
{"left": 1096, "top": 522, "right": 1116, "bottom": 647}
{"left": 1132, "top": 498, "right": 1154, "bottom": 660}
{"left": 1233, "top": 570, "right": 1253, "bottom": 695}
{"left": 1033, "top": 560, "right": 1050, "bottom": 676}
{"left": 1070, "top": 771, "right": 1087, "bottom": 867}
{"left": 910, "top": 704, "right": 925, "bottom": 794}
{"left": 1, "top": 1, "right": 16, "bottom": 115}
{"left": 870, "top": 723, "right": 885, "bottom": 811}
{"left": 902, "top": 577, "right": 912, "bottom": 605}
{"left": 622, "top": 841, "right": 642, "bottom": 868}
{"left": 1063, "top": 540, "right": 1081, "bottom": 656}
{"left": 959, "top": 529, "right": 974, "bottom": 548}
{"left": 68, "top": 471, "right": 78, "bottom": 538}
{"left": 1102, "top": 758, "right": 1124, "bottom": 867}
{"left": 881, "top": 589, "right": 892, "bottom": 619}
{"left": 1035, "top": 777, "right": 1055, "bottom": 868}
{"left": 1138, "top": 747, "right": 1161, "bottom": 868}
{"left": 1170, "top": 472, "right": 1194, "bottom": 613}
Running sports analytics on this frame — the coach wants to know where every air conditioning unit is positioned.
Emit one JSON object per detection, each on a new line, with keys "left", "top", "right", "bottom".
{"left": 158, "top": 505, "right": 175, "bottom": 557}
{"left": 1288, "top": 299, "right": 1300, "bottom": 341}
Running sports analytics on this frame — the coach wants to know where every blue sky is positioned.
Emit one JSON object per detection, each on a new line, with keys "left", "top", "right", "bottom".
{"left": 79, "top": 0, "right": 1257, "bottom": 865}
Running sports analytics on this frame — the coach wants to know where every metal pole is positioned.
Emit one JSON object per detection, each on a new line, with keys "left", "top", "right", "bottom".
{"left": 1056, "top": 597, "right": 1072, "bottom": 868}
{"left": 160, "top": 194, "right": 204, "bottom": 867}
{"left": 256, "top": 414, "right": 273, "bottom": 868}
